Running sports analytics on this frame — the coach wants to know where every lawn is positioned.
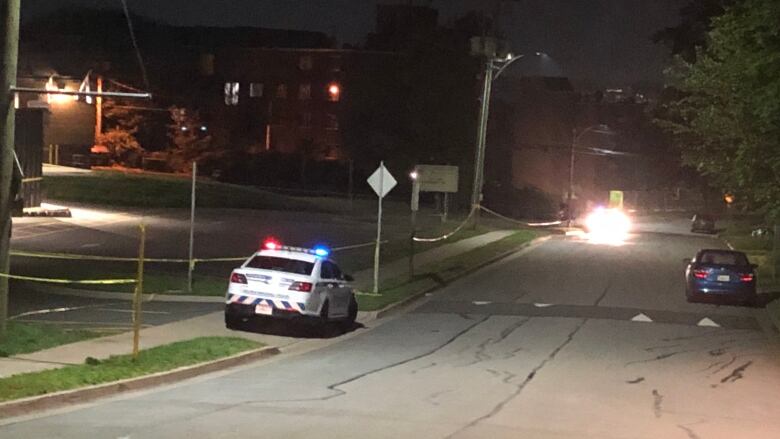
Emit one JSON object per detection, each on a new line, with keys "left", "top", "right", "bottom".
{"left": 0, "top": 337, "right": 261, "bottom": 402}
{"left": 357, "top": 230, "right": 541, "bottom": 311}
{"left": 42, "top": 171, "right": 322, "bottom": 212}
{"left": 719, "top": 217, "right": 778, "bottom": 288}
{"left": 9, "top": 219, "right": 501, "bottom": 298}
{"left": 0, "top": 322, "right": 110, "bottom": 358}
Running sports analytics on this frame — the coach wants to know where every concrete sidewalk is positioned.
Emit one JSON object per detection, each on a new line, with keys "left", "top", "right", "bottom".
{"left": 0, "top": 229, "right": 518, "bottom": 379}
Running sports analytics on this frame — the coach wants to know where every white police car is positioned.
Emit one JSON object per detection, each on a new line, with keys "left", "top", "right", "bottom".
{"left": 225, "top": 239, "right": 358, "bottom": 330}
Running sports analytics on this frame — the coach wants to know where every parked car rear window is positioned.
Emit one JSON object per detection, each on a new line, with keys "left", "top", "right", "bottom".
{"left": 698, "top": 251, "right": 749, "bottom": 266}
{"left": 246, "top": 256, "right": 314, "bottom": 275}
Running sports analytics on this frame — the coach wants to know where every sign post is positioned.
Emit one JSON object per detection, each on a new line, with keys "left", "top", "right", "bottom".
{"left": 367, "top": 162, "right": 397, "bottom": 294}
{"left": 409, "top": 169, "right": 421, "bottom": 279}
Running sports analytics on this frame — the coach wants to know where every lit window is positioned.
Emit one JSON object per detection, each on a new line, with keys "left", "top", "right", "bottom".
{"left": 300, "top": 112, "right": 312, "bottom": 128}
{"left": 224, "top": 82, "right": 239, "bottom": 105}
{"left": 249, "top": 83, "right": 264, "bottom": 98}
{"left": 299, "top": 55, "right": 313, "bottom": 71}
{"left": 276, "top": 84, "right": 287, "bottom": 99}
{"left": 298, "top": 83, "right": 311, "bottom": 100}
{"left": 325, "top": 114, "right": 339, "bottom": 131}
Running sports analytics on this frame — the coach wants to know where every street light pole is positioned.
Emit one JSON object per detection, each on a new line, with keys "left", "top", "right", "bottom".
{"left": 471, "top": 52, "right": 534, "bottom": 227}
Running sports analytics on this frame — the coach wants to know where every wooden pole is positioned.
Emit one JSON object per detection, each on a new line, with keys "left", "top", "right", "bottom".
{"left": 95, "top": 75, "right": 103, "bottom": 142}
{"left": 0, "top": 0, "right": 21, "bottom": 337}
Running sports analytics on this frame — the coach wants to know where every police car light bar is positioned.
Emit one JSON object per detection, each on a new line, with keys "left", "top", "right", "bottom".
{"left": 262, "top": 238, "right": 282, "bottom": 250}
{"left": 261, "top": 238, "right": 330, "bottom": 257}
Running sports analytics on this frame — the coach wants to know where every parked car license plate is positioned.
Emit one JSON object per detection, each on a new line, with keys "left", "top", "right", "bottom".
{"left": 255, "top": 303, "right": 273, "bottom": 315}
{"left": 717, "top": 275, "right": 730, "bottom": 282}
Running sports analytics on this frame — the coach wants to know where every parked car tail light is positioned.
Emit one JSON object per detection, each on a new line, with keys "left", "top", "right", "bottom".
{"left": 230, "top": 272, "right": 248, "bottom": 284}
{"left": 693, "top": 269, "right": 709, "bottom": 279}
{"left": 289, "top": 281, "right": 313, "bottom": 292}
{"left": 740, "top": 273, "right": 755, "bottom": 282}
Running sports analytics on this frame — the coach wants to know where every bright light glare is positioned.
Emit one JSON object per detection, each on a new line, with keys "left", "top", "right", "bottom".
{"left": 584, "top": 208, "right": 631, "bottom": 244}
{"left": 409, "top": 171, "right": 418, "bottom": 180}
{"left": 313, "top": 246, "right": 330, "bottom": 257}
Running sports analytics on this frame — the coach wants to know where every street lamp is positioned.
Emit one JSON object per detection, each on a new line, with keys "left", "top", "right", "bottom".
{"left": 471, "top": 51, "right": 547, "bottom": 222}
{"left": 567, "top": 124, "right": 617, "bottom": 223}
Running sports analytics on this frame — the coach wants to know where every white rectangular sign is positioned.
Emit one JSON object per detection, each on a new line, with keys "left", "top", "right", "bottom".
{"left": 417, "top": 165, "right": 458, "bottom": 193}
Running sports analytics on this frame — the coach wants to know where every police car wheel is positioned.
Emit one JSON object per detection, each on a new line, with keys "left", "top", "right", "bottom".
{"left": 225, "top": 312, "right": 242, "bottom": 329}
{"left": 339, "top": 297, "right": 358, "bottom": 331}
{"left": 319, "top": 300, "right": 330, "bottom": 323}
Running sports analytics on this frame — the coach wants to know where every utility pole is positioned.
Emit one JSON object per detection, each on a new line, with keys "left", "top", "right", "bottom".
{"left": 568, "top": 127, "right": 576, "bottom": 226}
{"left": 94, "top": 75, "right": 103, "bottom": 142}
{"left": 0, "top": 0, "right": 21, "bottom": 336}
{"left": 470, "top": 57, "right": 494, "bottom": 226}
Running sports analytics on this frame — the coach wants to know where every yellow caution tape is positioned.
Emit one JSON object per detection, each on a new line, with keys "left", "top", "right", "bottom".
{"left": 0, "top": 272, "right": 137, "bottom": 285}
{"left": 9, "top": 250, "right": 246, "bottom": 264}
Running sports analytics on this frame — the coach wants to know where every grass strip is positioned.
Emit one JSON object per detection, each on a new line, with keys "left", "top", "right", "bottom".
{"left": 0, "top": 337, "right": 261, "bottom": 402}
{"left": 357, "top": 230, "right": 542, "bottom": 311}
{"left": 0, "top": 323, "right": 109, "bottom": 358}
{"left": 42, "top": 171, "right": 321, "bottom": 212}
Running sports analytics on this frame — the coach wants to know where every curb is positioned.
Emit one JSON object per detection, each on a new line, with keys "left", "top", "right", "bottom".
{"left": 0, "top": 346, "right": 280, "bottom": 420}
{"left": 363, "top": 234, "right": 552, "bottom": 322}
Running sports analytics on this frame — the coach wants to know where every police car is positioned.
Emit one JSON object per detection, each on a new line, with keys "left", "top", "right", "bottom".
{"left": 225, "top": 239, "right": 358, "bottom": 330}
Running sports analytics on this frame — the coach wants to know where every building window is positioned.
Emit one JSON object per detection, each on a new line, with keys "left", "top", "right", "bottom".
{"left": 299, "top": 55, "right": 313, "bottom": 71}
{"left": 275, "top": 84, "right": 287, "bottom": 99}
{"left": 300, "top": 112, "right": 312, "bottom": 128}
{"left": 298, "top": 83, "right": 311, "bottom": 100}
{"left": 249, "top": 83, "right": 264, "bottom": 98}
{"left": 224, "top": 82, "right": 239, "bottom": 105}
{"left": 325, "top": 114, "right": 339, "bottom": 131}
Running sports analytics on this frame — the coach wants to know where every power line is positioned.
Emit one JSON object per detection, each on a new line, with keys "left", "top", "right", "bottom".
{"left": 119, "top": 0, "right": 150, "bottom": 90}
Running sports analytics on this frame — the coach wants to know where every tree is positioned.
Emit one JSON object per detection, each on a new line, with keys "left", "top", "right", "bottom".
{"left": 657, "top": 0, "right": 780, "bottom": 216}
{"left": 96, "top": 98, "right": 146, "bottom": 166}
{"left": 652, "top": 0, "right": 737, "bottom": 62}
{"left": 167, "top": 107, "right": 213, "bottom": 172}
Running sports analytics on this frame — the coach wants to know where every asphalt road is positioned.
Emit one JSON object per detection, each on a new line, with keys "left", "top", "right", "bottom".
{"left": 3, "top": 223, "right": 780, "bottom": 438}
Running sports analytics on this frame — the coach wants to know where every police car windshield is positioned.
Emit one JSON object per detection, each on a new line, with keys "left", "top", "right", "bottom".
{"left": 247, "top": 256, "right": 314, "bottom": 275}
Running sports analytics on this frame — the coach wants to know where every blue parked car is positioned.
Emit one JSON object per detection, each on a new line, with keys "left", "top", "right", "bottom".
{"left": 685, "top": 249, "right": 757, "bottom": 305}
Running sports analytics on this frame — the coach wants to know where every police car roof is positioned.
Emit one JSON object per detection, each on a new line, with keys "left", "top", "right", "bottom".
{"left": 255, "top": 249, "right": 320, "bottom": 263}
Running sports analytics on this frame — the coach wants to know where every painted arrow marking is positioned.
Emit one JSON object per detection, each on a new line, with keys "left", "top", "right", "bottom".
{"left": 697, "top": 317, "right": 720, "bottom": 327}
{"left": 631, "top": 313, "right": 653, "bottom": 323}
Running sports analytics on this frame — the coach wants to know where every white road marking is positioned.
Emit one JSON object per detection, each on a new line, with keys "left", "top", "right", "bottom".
{"left": 533, "top": 303, "right": 553, "bottom": 308}
{"left": 80, "top": 243, "right": 101, "bottom": 248}
{"left": 472, "top": 301, "right": 491, "bottom": 306}
{"left": 631, "top": 313, "right": 653, "bottom": 323}
{"left": 95, "top": 309, "right": 171, "bottom": 315}
{"left": 697, "top": 317, "right": 720, "bottom": 327}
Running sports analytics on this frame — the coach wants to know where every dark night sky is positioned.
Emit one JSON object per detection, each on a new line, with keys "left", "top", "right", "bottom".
{"left": 22, "top": 0, "right": 689, "bottom": 87}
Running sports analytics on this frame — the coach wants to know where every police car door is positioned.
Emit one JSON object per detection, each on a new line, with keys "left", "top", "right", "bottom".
{"left": 320, "top": 260, "right": 349, "bottom": 317}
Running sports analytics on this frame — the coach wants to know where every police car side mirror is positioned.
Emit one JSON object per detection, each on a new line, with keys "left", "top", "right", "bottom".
{"left": 343, "top": 274, "right": 354, "bottom": 282}
{"left": 682, "top": 258, "right": 692, "bottom": 266}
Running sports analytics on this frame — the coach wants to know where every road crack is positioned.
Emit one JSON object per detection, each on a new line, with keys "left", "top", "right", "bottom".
{"left": 720, "top": 360, "right": 752, "bottom": 384}
{"left": 652, "top": 389, "right": 663, "bottom": 418}
{"left": 252, "top": 315, "right": 493, "bottom": 404}
{"left": 446, "top": 318, "right": 587, "bottom": 438}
